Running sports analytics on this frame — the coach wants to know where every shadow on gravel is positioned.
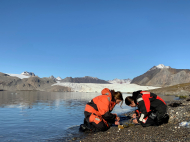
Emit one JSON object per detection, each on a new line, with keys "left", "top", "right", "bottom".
{"left": 168, "top": 102, "right": 183, "bottom": 107}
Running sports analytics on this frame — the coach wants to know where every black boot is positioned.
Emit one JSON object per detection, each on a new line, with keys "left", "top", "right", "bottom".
{"left": 162, "top": 114, "right": 169, "bottom": 124}
{"left": 156, "top": 114, "right": 169, "bottom": 125}
{"left": 79, "top": 124, "right": 89, "bottom": 132}
{"left": 79, "top": 119, "right": 96, "bottom": 132}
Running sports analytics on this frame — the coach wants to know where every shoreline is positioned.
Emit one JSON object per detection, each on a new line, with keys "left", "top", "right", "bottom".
{"left": 71, "top": 98, "right": 190, "bottom": 142}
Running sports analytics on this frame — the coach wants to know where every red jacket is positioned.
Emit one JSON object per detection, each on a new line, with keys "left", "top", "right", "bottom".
{"left": 132, "top": 90, "right": 166, "bottom": 123}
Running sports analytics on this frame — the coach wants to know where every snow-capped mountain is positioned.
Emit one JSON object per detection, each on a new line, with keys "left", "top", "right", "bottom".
{"left": 131, "top": 64, "right": 190, "bottom": 87}
{"left": 148, "top": 64, "right": 170, "bottom": 72}
{"left": 7, "top": 71, "right": 35, "bottom": 79}
{"left": 56, "top": 76, "right": 62, "bottom": 80}
{"left": 108, "top": 78, "right": 132, "bottom": 84}
{"left": 21, "top": 71, "right": 35, "bottom": 76}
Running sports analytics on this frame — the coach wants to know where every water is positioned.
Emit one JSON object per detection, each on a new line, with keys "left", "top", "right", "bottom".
{"left": 0, "top": 91, "right": 177, "bottom": 142}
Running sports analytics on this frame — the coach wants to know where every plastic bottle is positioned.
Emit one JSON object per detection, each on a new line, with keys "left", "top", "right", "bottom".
{"left": 179, "top": 121, "right": 190, "bottom": 128}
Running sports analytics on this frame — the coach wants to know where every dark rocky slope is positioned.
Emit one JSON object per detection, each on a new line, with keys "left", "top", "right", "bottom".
{"left": 61, "top": 76, "right": 110, "bottom": 84}
{"left": 0, "top": 72, "right": 71, "bottom": 92}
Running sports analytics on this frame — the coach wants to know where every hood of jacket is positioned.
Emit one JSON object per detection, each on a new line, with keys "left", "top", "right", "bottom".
{"left": 132, "top": 90, "right": 142, "bottom": 104}
{"left": 101, "top": 88, "right": 116, "bottom": 102}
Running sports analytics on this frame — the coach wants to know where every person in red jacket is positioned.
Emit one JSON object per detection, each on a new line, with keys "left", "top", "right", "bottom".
{"left": 80, "top": 88, "right": 123, "bottom": 132}
{"left": 125, "top": 90, "right": 169, "bottom": 127}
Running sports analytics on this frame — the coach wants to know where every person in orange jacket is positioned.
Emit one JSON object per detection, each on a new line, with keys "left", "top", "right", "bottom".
{"left": 80, "top": 88, "right": 123, "bottom": 132}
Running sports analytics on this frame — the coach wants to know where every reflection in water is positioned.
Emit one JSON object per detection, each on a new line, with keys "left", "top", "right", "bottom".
{"left": 0, "top": 91, "right": 100, "bottom": 108}
{"left": 0, "top": 91, "right": 176, "bottom": 108}
{"left": 0, "top": 91, "right": 177, "bottom": 142}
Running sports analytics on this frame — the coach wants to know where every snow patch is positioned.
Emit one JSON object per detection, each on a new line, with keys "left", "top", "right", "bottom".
{"left": 148, "top": 64, "right": 170, "bottom": 71}
{"left": 156, "top": 64, "right": 170, "bottom": 69}
{"left": 7, "top": 74, "right": 30, "bottom": 79}
{"left": 56, "top": 76, "right": 62, "bottom": 80}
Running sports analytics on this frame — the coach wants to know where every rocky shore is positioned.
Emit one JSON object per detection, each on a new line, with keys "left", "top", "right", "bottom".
{"left": 73, "top": 98, "right": 190, "bottom": 142}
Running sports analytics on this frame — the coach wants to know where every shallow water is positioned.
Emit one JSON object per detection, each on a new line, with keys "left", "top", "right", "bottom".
{"left": 0, "top": 91, "right": 177, "bottom": 142}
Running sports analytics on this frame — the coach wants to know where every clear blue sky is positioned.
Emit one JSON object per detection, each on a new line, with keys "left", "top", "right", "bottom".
{"left": 0, "top": 0, "right": 190, "bottom": 80}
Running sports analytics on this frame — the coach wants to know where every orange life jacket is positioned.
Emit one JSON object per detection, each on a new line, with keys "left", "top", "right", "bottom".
{"left": 84, "top": 88, "right": 117, "bottom": 126}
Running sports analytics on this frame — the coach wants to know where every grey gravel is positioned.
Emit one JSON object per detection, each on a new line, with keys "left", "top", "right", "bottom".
{"left": 77, "top": 98, "right": 190, "bottom": 142}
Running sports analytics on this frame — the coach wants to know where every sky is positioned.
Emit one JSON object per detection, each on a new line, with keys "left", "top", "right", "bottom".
{"left": 0, "top": 0, "right": 190, "bottom": 80}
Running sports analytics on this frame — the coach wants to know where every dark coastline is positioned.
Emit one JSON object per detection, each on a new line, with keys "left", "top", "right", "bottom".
{"left": 70, "top": 98, "right": 190, "bottom": 142}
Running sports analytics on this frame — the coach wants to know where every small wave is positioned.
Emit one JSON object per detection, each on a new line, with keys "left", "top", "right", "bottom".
{"left": 67, "top": 125, "right": 80, "bottom": 129}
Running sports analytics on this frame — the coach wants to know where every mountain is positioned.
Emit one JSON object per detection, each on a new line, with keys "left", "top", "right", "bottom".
{"left": 108, "top": 78, "right": 132, "bottom": 84}
{"left": 56, "top": 76, "right": 62, "bottom": 80}
{"left": 60, "top": 76, "right": 110, "bottom": 84}
{"left": 131, "top": 64, "right": 190, "bottom": 87}
{"left": 49, "top": 75, "right": 56, "bottom": 80}
{"left": 0, "top": 72, "right": 71, "bottom": 92}
{"left": 21, "top": 71, "right": 35, "bottom": 76}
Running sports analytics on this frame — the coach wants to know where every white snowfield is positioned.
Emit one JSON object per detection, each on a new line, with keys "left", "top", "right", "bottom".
{"left": 52, "top": 82, "right": 160, "bottom": 93}
{"left": 7, "top": 74, "right": 30, "bottom": 79}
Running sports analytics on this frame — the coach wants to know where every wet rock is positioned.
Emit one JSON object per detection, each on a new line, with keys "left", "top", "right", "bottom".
{"left": 168, "top": 102, "right": 182, "bottom": 107}
{"left": 72, "top": 137, "right": 77, "bottom": 141}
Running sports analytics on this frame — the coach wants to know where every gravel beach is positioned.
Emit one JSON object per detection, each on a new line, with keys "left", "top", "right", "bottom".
{"left": 72, "top": 98, "right": 190, "bottom": 142}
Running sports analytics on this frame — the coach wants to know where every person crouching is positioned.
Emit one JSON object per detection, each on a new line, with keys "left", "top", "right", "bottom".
{"left": 80, "top": 88, "right": 123, "bottom": 132}
{"left": 125, "top": 90, "right": 169, "bottom": 127}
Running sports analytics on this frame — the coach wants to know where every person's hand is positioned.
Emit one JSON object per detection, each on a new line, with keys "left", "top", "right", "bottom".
{"left": 133, "top": 119, "right": 138, "bottom": 124}
{"left": 116, "top": 116, "right": 120, "bottom": 121}
{"left": 115, "top": 121, "right": 120, "bottom": 125}
{"left": 132, "top": 113, "right": 136, "bottom": 119}
{"left": 132, "top": 113, "right": 138, "bottom": 124}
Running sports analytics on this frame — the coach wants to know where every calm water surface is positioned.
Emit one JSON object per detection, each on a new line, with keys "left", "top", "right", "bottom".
{"left": 0, "top": 91, "right": 177, "bottom": 142}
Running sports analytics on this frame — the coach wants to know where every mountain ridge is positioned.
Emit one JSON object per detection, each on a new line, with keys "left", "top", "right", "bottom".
{"left": 60, "top": 76, "right": 110, "bottom": 84}
{"left": 0, "top": 72, "right": 71, "bottom": 92}
{"left": 131, "top": 64, "right": 190, "bottom": 87}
